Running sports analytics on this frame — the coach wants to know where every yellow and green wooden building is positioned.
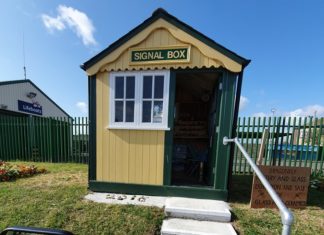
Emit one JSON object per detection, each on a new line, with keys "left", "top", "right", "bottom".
{"left": 81, "top": 8, "right": 250, "bottom": 200}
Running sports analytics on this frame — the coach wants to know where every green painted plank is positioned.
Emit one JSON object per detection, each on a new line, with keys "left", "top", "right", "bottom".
{"left": 319, "top": 119, "right": 324, "bottom": 171}
{"left": 309, "top": 118, "right": 318, "bottom": 169}
{"left": 78, "top": 117, "right": 81, "bottom": 163}
{"left": 294, "top": 117, "right": 302, "bottom": 167}
{"left": 249, "top": 117, "right": 256, "bottom": 173}
{"left": 238, "top": 117, "right": 246, "bottom": 174}
{"left": 264, "top": 117, "right": 272, "bottom": 165}
{"left": 89, "top": 181, "right": 227, "bottom": 200}
{"left": 270, "top": 117, "right": 277, "bottom": 165}
{"left": 232, "top": 117, "right": 240, "bottom": 173}
{"left": 63, "top": 117, "right": 70, "bottom": 163}
{"left": 260, "top": 117, "right": 266, "bottom": 165}
{"left": 278, "top": 117, "right": 285, "bottom": 166}
{"left": 300, "top": 118, "right": 307, "bottom": 167}
{"left": 314, "top": 118, "right": 323, "bottom": 171}
{"left": 60, "top": 117, "right": 63, "bottom": 162}
{"left": 255, "top": 117, "right": 261, "bottom": 165}
{"left": 283, "top": 117, "right": 290, "bottom": 166}
{"left": 288, "top": 117, "right": 296, "bottom": 166}
{"left": 214, "top": 70, "right": 236, "bottom": 190}
{"left": 86, "top": 117, "right": 88, "bottom": 163}
{"left": 304, "top": 117, "right": 312, "bottom": 166}
{"left": 243, "top": 117, "right": 251, "bottom": 174}
{"left": 163, "top": 70, "right": 175, "bottom": 186}
{"left": 81, "top": 117, "right": 84, "bottom": 163}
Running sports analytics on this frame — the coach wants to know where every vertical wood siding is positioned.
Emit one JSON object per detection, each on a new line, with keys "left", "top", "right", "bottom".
{"left": 96, "top": 71, "right": 165, "bottom": 185}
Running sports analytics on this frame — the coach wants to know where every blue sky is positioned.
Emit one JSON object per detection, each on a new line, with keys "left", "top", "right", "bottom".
{"left": 1, "top": 0, "right": 324, "bottom": 117}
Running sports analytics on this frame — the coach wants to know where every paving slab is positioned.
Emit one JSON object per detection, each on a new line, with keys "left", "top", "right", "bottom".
{"left": 161, "top": 218, "right": 237, "bottom": 235}
{"left": 85, "top": 192, "right": 167, "bottom": 208}
{"left": 165, "top": 197, "right": 231, "bottom": 222}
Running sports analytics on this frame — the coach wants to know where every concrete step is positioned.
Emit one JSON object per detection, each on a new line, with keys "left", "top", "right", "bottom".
{"left": 161, "top": 218, "right": 237, "bottom": 235}
{"left": 165, "top": 197, "right": 231, "bottom": 222}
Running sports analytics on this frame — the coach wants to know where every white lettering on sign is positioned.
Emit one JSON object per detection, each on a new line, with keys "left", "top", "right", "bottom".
{"left": 134, "top": 51, "right": 164, "bottom": 61}
{"left": 130, "top": 46, "right": 191, "bottom": 64}
{"left": 167, "top": 50, "right": 186, "bottom": 59}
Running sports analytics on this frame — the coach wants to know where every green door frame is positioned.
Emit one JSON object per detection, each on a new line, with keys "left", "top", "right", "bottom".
{"left": 163, "top": 68, "right": 234, "bottom": 189}
{"left": 163, "top": 70, "right": 176, "bottom": 185}
{"left": 213, "top": 70, "right": 238, "bottom": 190}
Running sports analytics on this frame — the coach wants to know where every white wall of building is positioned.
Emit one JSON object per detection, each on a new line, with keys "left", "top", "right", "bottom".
{"left": 0, "top": 81, "right": 69, "bottom": 118}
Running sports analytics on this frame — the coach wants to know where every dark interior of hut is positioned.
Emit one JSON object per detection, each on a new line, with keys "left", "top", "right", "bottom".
{"left": 171, "top": 72, "right": 220, "bottom": 187}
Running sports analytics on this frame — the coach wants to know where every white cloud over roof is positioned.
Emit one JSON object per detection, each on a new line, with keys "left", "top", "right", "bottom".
{"left": 41, "top": 5, "right": 97, "bottom": 46}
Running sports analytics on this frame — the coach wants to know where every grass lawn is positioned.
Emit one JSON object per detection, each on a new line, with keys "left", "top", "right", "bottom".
{"left": 229, "top": 175, "right": 324, "bottom": 235}
{"left": 0, "top": 162, "right": 164, "bottom": 235}
{"left": 1, "top": 162, "right": 323, "bottom": 234}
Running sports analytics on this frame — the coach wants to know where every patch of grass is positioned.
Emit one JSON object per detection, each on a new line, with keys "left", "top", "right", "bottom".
{"left": 229, "top": 174, "right": 324, "bottom": 235}
{"left": 1, "top": 162, "right": 164, "bottom": 234}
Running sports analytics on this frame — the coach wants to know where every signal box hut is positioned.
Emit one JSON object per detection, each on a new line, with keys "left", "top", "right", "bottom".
{"left": 81, "top": 9, "right": 250, "bottom": 200}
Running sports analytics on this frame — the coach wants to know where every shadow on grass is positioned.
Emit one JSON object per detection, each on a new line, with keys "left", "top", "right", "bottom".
{"left": 307, "top": 188, "right": 324, "bottom": 208}
{"left": 228, "top": 174, "right": 324, "bottom": 208}
{"left": 228, "top": 175, "right": 253, "bottom": 203}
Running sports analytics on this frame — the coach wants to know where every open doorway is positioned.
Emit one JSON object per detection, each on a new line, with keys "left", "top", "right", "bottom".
{"left": 171, "top": 72, "right": 221, "bottom": 187}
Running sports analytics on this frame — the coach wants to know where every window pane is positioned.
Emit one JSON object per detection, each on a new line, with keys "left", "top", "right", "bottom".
{"left": 153, "top": 101, "right": 163, "bottom": 123}
{"left": 115, "top": 76, "right": 124, "bottom": 98}
{"left": 154, "top": 76, "right": 164, "bottom": 99}
{"left": 115, "top": 101, "right": 123, "bottom": 122}
{"left": 126, "top": 76, "right": 135, "bottom": 99}
{"left": 142, "top": 101, "right": 152, "bottom": 123}
{"left": 125, "top": 101, "right": 134, "bottom": 122}
{"left": 143, "top": 76, "right": 152, "bottom": 98}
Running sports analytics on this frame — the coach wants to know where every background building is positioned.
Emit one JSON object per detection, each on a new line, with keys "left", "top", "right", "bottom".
{"left": 0, "top": 79, "right": 70, "bottom": 118}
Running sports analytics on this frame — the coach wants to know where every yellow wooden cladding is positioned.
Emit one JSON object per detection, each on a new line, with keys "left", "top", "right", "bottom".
{"left": 85, "top": 18, "right": 242, "bottom": 75}
{"left": 96, "top": 71, "right": 165, "bottom": 185}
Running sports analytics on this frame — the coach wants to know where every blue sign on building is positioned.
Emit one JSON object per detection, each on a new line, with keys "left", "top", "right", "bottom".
{"left": 18, "top": 100, "right": 42, "bottom": 115}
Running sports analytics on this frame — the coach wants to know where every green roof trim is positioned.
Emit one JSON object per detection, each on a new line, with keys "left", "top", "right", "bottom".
{"left": 81, "top": 8, "right": 250, "bottom": 71}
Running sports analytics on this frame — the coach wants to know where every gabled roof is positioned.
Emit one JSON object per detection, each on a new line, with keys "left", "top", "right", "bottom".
{"left": 81, "top": 8, "right": 250, "bottom": 71}
{"left": 0, "top": 79, "right": 71, "bottom": 118}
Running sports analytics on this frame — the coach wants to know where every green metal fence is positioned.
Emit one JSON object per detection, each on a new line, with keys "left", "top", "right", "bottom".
{"left": 0, "top": 116, "right": 88, "bottom": 163}
{"left": 1, "top": 116, "right": 324, "bottom": 173}
{"left": 233, "top": 117, "right": 324, "bottom": 174}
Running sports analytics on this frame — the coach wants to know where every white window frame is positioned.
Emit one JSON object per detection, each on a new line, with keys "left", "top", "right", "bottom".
{"left": 108, "top": 70, "right": 170, "bottom": 130}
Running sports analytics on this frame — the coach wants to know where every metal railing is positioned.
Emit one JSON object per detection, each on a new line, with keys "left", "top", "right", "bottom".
{"left": 224, "top": 136, "right": 294, "bottom": 235}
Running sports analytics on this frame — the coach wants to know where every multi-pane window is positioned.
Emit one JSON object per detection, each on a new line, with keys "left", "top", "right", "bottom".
{"left": 114, "top": 76, "right": 135, "bottom": 123}
{"left": 109, "top": 71, "right": 169, "bottom": 130}
{"left": 142, "top": 75, "right": 164, "bottom": 123}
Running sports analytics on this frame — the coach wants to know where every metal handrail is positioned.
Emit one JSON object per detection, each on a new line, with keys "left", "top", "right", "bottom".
{"left": 223, "top": 137, "right": 294, "bottom": 235}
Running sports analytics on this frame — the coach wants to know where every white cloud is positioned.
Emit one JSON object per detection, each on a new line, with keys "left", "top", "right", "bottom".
{"left": 76, "top": 102, "right": 88, "bottom": 114}
{"left": 248, "top": 105, "right": 324, "bottom": 118}
{"left": 239, "top": 96, "right": 249, "bottom": 111}
{"left": 41, "top": 5, "right": 97, "bottom": 46}
{"left": 284, "top": 104, "right": 324, "bottom": 117}
{"left": 41, "top": 15, "right": 65, "bottom": 31}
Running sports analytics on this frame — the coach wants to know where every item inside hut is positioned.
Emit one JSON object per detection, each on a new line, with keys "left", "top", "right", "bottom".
{"left": 171, "top": 72, "right": 220, "bottom": 186}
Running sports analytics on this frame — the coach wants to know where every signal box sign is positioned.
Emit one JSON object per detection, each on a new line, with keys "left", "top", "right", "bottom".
{"left": 250, "top": 166, "right": 311, "bottom": 209}
{"left": 130, "top": 45, "right": 190, "bottom": 64}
